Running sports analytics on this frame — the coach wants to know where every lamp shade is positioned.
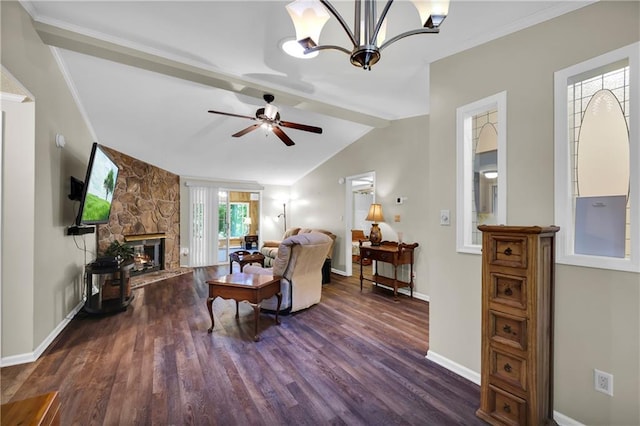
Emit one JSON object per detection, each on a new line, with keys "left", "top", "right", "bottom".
{"left": 411, "top": 0, "right": 449, "bottom": 28}
{"left": 365, "top": 203, "right": 385, "bottom": 223}
{"left": 286, "top": 0, "right": 330, "bottom": 45}
{"left": 243, "top": 217, "right": 252, "bottom": 225}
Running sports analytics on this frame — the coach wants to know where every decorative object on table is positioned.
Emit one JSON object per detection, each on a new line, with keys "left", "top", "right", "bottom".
{"left": 365, "top": 203, "right": 385, "bottom": 246}
{"left": 207, "top": 94, "right": 322, "bottom": 146}
{"left": 103, "top": 240, "right": 134, "bottom": 261}
{"left": 285, "top": 0, "right": 449, "bottom": 70}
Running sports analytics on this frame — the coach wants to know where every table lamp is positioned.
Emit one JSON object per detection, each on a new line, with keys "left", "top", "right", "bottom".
{"left": 243, "top": 217, "right": 252, "bottom": 235}
{"left": 365, "top": 203, "right": 385, "bottom": 246}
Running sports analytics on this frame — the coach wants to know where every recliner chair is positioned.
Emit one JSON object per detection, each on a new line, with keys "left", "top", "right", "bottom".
{"left": 244, "top": 232, "right": 333, "bottom": 314}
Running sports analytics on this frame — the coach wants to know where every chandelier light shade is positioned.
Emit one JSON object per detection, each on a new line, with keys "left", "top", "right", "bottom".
{"left": 285, "top": 0, "right": 449, "bottom": 70}
{"left": 286, "top": 1, "right": 330, "bottom": 51}
{"left": 365, "top": 203, "right": 385, "bottom": 246}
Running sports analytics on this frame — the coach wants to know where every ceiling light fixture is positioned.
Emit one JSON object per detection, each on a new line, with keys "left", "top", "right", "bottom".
{"left": 285, "top": 0, "right": 449, "bottom": 70}
{"left": 281, "top": 38, "right": 319, "bottom": 59}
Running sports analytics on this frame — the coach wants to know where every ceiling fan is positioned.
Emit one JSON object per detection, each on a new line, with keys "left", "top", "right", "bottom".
{"left": 207, "top": 94, "right": 323, "bottom": 146}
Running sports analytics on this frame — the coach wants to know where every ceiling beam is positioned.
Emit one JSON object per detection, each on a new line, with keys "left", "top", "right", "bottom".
{"left": 34, "top": 21, "right": 390, "bottom": 129}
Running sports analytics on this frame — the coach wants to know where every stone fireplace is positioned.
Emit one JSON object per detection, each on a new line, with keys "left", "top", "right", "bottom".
{"left": 97, "top": 147, "right": 180, "bottom": 271}
{"left": 124, "top": 233, "right": 166, "bottom": 276}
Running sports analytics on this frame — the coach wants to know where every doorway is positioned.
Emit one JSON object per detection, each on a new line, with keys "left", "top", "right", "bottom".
{"left": 217, "top": 191, "right": 261, "bottom": 264}
{"left": 344, "top": 172, "right": 375, "bottom": 277}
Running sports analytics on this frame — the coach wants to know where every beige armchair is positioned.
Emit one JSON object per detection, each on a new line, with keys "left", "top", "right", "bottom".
{"left": 260, "top": 227, "right": 336, "bottom": 283}
{"left": 244, "top": 232, "right": 333, "bottom": 314}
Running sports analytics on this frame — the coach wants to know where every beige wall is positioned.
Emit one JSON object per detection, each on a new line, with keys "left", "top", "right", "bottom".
{"left": 1, "top": 1, "right": 96, "bottom": 359}
{"left": 291, "top": 115, "right": 430, "bottom": 293}
{"left": 428, "top": 2, "right": 639, "bottom": 425}
{"left": 1, "top": 98, "right": 36, "bottom": 356}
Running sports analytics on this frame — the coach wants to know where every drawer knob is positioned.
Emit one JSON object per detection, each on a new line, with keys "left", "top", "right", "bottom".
{"left": 503, "top": 324, "right": 512, "bottom": 334}
{"left": 504, "top": 287, "right": 513, "bottom": 296}
{"left": 503, "top": 403, "right": 511, "bottom": 413}
{"left": 504, "top": 363, "right": 512, "bottom": 373}
{"left": 504, "top": 247, "right": 513, "bottom": 256}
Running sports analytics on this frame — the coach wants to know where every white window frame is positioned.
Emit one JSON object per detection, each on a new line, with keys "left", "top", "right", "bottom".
{"left": 456, "top": 91, "right": 507, "bottom": 254}
{"left": 554, "top": 42, "right": 640, "bottom": 272}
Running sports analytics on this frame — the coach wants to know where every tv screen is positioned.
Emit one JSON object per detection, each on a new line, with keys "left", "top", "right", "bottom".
{"left": 76, "top": 143, "right": 119, "bottom": 226}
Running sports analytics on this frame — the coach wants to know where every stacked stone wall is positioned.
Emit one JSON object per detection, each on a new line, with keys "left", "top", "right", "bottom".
{"left": 97, "top": 147, "right": 180, "bottom": 270}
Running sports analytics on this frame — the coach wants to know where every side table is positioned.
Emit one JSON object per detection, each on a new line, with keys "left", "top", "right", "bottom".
{"left": 229, "top": 250, "right": 265, "bottom": 273}
{"left": 359, "top": 241, "right": 419, "bottom": 299}
{"left": 243, "top": 234, "right": 259, "bottom": 250}
{"left": 206, "top": 273, "right": 282, "bottom": 341}
{"left": 84, "top": 260, "right": 135, "bottom": 314}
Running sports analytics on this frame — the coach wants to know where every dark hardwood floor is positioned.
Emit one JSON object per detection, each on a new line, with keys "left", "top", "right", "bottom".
{"left": 1, "top": 266, "right": 485, "bottom": 425}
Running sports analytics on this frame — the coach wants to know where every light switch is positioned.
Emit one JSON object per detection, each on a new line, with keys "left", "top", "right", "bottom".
{"left": 440, "top": 210, "right": 450, "bottom": 226}
{"left": 394, "top": 215, "right": 401, "bottom": 222}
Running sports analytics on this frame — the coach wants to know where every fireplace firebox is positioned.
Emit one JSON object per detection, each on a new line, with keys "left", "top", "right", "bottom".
{"left": 124, "top": 233, "right": 166, "bottom": 277}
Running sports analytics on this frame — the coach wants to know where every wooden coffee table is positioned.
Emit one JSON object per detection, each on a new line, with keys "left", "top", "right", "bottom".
{"left": 206, "top": 273, "right": 281, "bottom": 341}
{"left": 229, "top": 250, "right": 265, "bottom": 273}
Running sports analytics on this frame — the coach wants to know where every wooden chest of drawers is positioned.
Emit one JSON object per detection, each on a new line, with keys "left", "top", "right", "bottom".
{"left": 476, "top": 225, "right": 559, "bottom": 426}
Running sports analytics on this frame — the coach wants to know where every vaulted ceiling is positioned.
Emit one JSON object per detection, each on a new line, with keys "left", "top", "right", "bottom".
{"left": 25, "top": 1, "right": 593, "bottom": 185}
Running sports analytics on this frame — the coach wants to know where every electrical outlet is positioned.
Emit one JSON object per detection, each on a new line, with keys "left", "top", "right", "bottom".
{"left": 594, "top": 369, "right": 614, "bottom": 396}
{"left": 440, "top": 209, "right": 450, "bottom": 226}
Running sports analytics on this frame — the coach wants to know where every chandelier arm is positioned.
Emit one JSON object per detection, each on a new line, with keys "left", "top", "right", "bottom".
{"left": 354, "top": 0, "right": 361, "bottom": 49}
{"left": 319, "top": 0, "right": 358, "bottom": 47}
{"left": 379, "top": 27, "right": 440, "bottom": 52}
{"left": 371, "top": 0, "right": 394, "bottom": 45}
{"left": 304, "top": 44, "right": 353, "bottom": 56}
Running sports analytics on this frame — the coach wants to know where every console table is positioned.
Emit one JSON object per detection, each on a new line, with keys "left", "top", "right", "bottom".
{"left": 359, "top": 241, "right": 419, "bottom": 299}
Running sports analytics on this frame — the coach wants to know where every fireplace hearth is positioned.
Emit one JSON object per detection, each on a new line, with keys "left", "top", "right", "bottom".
{"left": 124, "top": 233, "right": 165, "bottom": 277}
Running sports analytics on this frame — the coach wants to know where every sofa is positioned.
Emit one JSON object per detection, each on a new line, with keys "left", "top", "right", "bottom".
{"left": 244, "top": 232, "right": 333, "bottom": 314}
{"left": 260, "top": 228, "right": 336, "bottom": 283}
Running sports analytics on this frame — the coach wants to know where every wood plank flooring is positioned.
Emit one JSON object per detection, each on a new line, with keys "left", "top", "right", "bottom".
{"left": 1, "top": 266, "right": 485, "bottom": 425}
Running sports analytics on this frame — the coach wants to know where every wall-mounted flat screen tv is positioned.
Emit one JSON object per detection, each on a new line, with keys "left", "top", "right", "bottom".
{"left": 75, "top": 143, "right": 119, "bottom": 226}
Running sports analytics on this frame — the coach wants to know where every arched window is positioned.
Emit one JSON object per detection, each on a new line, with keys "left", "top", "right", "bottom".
{"left": 554, "top": 42, "right": 639, "bottom": 272}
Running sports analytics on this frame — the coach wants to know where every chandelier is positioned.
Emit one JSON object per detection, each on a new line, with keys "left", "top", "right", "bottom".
{"left": 286, "top": 0, "right": 449, "bottom": 70}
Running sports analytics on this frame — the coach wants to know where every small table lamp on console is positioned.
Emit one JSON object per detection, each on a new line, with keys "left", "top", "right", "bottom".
{"left": 365, "top": 203, "right": 385, "bottom": 246}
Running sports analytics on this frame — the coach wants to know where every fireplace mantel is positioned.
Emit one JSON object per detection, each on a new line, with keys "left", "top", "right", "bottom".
{"left": 124, "top": 233, "right": 166, "bottom": 242}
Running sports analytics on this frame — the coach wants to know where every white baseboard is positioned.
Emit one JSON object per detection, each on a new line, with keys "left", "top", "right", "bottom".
{"left": 425, "top": 351, "right": 584, "bottom": 426}
{"left": 425, "top": 350, "right": 481, "bottom": 384}
{"left": 553, "top": 411, "right": 586, "bottom": 426}
{"left": 0, "top": 300, "right": 84, "bottom": 367}
{"left": 330, "top": 268, "right": 430, "bottom": 301}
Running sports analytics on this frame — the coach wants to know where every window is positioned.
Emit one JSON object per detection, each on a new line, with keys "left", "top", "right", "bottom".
{"left": 219, "top": 202, "right": 249, "bottom": 238}
{"left": 554, "top": 42, "right": 639, "bottom": 272}
{"left": 456, "top": 92, "right": 507, "bottom": 254}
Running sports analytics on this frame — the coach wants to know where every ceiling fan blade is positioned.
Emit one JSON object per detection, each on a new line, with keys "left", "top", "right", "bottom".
{"left": 208, "top": 110, "right": 257, "bottom": 121}
{"left": 272, "top": 126, "right": 295, "bottom": 146}
{"left": 279, "top": 120, "right": 323, "bottom": 134}
{"left": 232, "top": 124, "right": 261, "bottom": 137}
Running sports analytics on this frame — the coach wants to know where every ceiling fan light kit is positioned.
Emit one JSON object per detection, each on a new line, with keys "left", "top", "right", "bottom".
{"left": 208, "top": 94, "right": 322, "bottom": 146}
{"left": 286, "top": 0, "right": 449, "bottom": 70}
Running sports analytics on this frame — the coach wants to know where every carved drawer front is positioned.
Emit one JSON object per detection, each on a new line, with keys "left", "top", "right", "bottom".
{"left": 489, "top": 235, "right": 528, "bottom": 268}
{"left": 489, "top": 311, "right": 527, "bottom": 351}
{"left": 490, "top": 273, "right": 527, "bottom": 311}
{"left": 488, "top": 385, "right": 527, "bottom": 426}
{"left": 490, "top": 348, "right": 527, "bottom": 392}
